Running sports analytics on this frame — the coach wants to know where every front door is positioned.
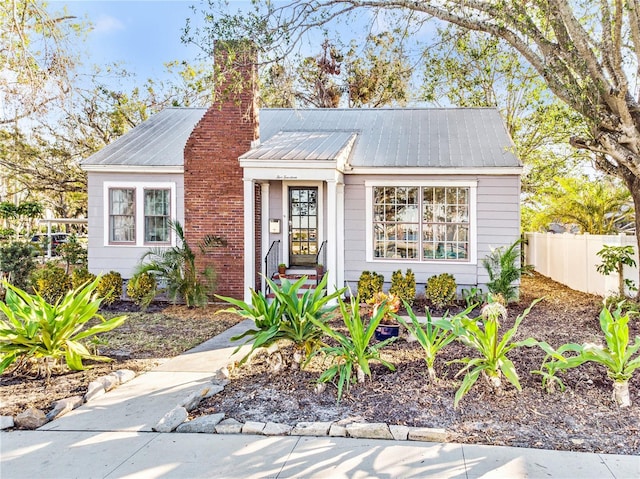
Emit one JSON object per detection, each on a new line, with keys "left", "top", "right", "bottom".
{"left": 289, "top": 186, "right": 318, "bottom": 266}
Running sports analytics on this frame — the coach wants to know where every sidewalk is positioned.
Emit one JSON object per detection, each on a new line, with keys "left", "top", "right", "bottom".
{"left": 1, "top": 321, "right": 638, "bottom": 479}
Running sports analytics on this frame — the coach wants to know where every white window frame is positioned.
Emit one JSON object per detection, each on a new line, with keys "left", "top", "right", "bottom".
{"left": 365, "top": 180, "right": 477, "bottom": 264}
{"left": 104, "top": 181, "right": 177, "bottom": 247}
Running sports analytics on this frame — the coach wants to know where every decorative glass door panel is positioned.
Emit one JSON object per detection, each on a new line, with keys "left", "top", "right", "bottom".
{"left": 289, "top": 187, "right": 318, "bottom": 266}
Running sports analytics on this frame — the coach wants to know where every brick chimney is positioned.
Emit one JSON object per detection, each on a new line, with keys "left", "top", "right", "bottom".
{"left": 184, "top": 40, "right": 259, "bottom": 299}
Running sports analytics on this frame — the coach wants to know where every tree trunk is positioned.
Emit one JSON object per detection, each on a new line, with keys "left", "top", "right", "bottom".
{"left": 622, "top": 174, "right": 640, "bottom": 298}
{"left": 612, "top": 380, "right": 631, "bottom": 407}
{"left": 427, "top": 366, "right": 437, "bottom": 383}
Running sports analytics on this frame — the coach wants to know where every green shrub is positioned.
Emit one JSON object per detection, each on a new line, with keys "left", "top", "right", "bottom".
{"left": 30, "top": 263, "right": 72, "bottom": 304}
{"left": 461, "top": 286, "right": 487, "bottom": 309}
{"left": 97, "top": 271, "right": 123, "bottom": 305}
{"left": 126, "top": 272, "right": 157, "bottom": 308}
{"left": 71, "top": 268, "right": 96, "bottom": 290}
{"left": 0, "top": 278, "right": 127, "bottom": 376}
{"left": 0, "top": 228, "right": 15, "bottom": 241}
{"left": 357, "top": 271, "right": 384, "bottom": 302}
{"left": 58, "top": 235, "right": 88, "bottom": 272}
{"left": 0, "top": 242, "right": 37, "bottom": 289}
{"left": 425, "top": 273, "right": 457, "bottom": 309}
{"left": 389, "top": 269, "right": 416, "bottom": 306}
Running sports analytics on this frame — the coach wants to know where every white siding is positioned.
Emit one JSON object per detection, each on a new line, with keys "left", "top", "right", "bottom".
{"left": 87, "top": 172, "right": 184, "bottom": 279}
{"left": 343, "top": 174, "right": 520, "bottom": 293}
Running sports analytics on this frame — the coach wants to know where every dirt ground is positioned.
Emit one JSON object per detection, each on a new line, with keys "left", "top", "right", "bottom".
{"left": 2, "top": 274, "right": 639, "bottom": 455}
{"left": 0, "top": 303, "right": 241, "bottom": 418}
{"left": 193, "top": 274, "right": 640, "bottom": 455}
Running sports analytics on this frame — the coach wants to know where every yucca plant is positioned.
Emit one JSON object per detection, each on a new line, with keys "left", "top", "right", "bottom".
{"left": 535, "top": 305, "right": 640, "bottom": 407}
{"left": 449, "top": 298, "right": 541, "bottom": 407}
{"left": 395, "top": 303, "right": 473, "bottom": 382}
{"left": 310, "top": 294, "right": 396, "bottom": 403}
{"left": 0, "top": 278, "right": 127, "bottom": 377}
{"left": 217, "top": 287, "right": 286, "bottom": 365}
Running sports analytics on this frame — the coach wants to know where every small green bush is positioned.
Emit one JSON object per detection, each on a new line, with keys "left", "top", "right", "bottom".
{"left": 97, "top": 271, "right": 123, "bottom": 305}
{"left": 71, "top": 267, "right": 97, "bottom": 290}
{"left": 58, "top": 235, "right": 88, "bottom": 272}
{"left": 389, "top": 269, "right": 416, "bottom": 306}
{"left": 30, "top": 263, "right": 72, "bottom": 303}
{"left": 0, "top": 242, "right": 37, "bottom": 289}
{"left": 357, "top": 271, "right": 384, "bottom": 302}
{"left": 425, "top": 273, "right": 457, "bottom": 309}
{"left": 127, "top": 272, "right": 157, "bottom": 308}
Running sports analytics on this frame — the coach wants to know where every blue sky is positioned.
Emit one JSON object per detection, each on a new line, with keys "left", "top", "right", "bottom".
{"left": 52, "top": 1, "right": 205, "bottom": 82}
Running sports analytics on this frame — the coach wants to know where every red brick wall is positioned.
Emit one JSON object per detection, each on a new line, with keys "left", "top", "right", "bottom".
{"left": 184, "top": 41, "right": 259, "bottom": 299}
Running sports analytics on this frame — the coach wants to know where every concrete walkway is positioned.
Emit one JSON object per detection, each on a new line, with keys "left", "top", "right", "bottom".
{"left": 2, "top": 320, "right": 639, "bottom": 479}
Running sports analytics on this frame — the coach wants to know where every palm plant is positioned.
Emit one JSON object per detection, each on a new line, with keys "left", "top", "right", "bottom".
{"left": 395, "top": 303, "right": 473, "bottom": 382}
{"left": 136, "top": 220, "right": 225, "bottom": 308}
{"left": 0, "top": 277, "right": 127, "bottom": 377}
{"left": 310, "top": 294, "right": 396, "bottom": 403}
{"left": 482, "top": 238, "right": 530, "bottom": 303}
{"left": 450, "top": 298, "right": 540, "bottom": 407}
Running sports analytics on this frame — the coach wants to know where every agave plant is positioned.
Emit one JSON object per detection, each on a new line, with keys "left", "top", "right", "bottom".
{"left": 449, "top": 298, "right": 541, "bottom": 407}
{"left": 0, "top": 277, "right": 127, "bottom": 376}
{"left": 395, "top": 303, "right": 473, "bottom": 382}
{"left": 310, "top": 294, "right": 396, "bottom": 403}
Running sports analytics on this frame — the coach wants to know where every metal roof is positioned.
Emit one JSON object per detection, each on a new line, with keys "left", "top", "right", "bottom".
{"left": 81, "top": 108, "right": 206, "bottom": 167}
{"left": 240, "top": 131, "right": 357, "bottom": 161}
{"left": 82, "top": 107, "right": 520, "bottom": 169}
{"left": 258, "top": 109, "right": 520, "bottom": 168}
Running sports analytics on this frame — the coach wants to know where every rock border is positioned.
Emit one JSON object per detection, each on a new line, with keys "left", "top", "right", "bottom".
{"left": 1, "top": 369, "right": 138, "bottom": 430}
{"left": 153, "top": 367, "right": 449, "bottom": 444}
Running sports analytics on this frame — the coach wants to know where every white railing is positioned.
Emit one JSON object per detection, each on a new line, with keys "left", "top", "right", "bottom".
{"left": 524, "top": 232, "right": 639, "bottom": 297}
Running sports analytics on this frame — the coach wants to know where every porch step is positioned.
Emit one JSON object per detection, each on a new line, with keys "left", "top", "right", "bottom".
{"left": 267, "top": 269, "right": 324, "bottom": 299}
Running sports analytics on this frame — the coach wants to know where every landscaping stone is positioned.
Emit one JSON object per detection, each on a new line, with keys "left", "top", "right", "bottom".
{"left": 112, "top": 369, "right": 136, "bottom": 384}
{"left": 15, "top": 408, "right": 47, "bottom": 429}
{"left": 180, "top": 387, "right": 214, "bottom": 412}
{"left": 242, "top": 421, "right": 266, "bottom": 435}
{"left": 84, "top": 381, "right": 105, "bottom": 402}
{"left": 96, "top": 374, "right": 119, "bottom": 392}
{"left": 291, "top": 421, "right": 332, "bottom": 436}
{"left": 212, "top": 367, "right": 230, "bottom": 381}
{"left": 263, "top": 422, "right": 292, "bottom": 436}
{"left": 203, "top": 384, "right": 225, "bottom": 399}
{"left": 153, "top": 406, "right": 188, "bottom": 433}
{"left": 176, "top": 413, "right": 225, "bottom": 433}
{"left": 407, "top": 427, "right": 448, "bottom": 442}
{"left": 46, "top": 396, "right": 83, "bottom": 421}
{"left": 0, "top": 416, "right": 14, "bottom": 430}
{"left": 329, "top": 424, "right": 347, "bottom": 437}
{"left": 215, "top": 418, "right": 243, "bottom": 434}
{"left": 389, "top": 425, "right": 410, "bottom": 441}
{"left": 346, "top": 422, "right": 393, "bottom": 440}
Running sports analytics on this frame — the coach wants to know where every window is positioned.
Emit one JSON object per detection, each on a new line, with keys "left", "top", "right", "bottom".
{"left": 144, "top": 189, "right": 170, "bottom": 243}
{"left": 371, "top": 184, "right": 472, "bottom": 262}
{"left": 104, "top": 182, "right": 176, "bottom": 246}
{"left": 109, "top": 188, "right": 135, "bottom": 243}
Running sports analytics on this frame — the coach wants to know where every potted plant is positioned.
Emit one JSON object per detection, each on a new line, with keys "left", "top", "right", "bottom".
{"left": 315, "top": 263, "right": 324, "bottom": 277}
{"left": 369, "top": 291, "right": 401, "bottom": 340}
{"left": 278, "top": 263, "right": 287, "bottom": 276}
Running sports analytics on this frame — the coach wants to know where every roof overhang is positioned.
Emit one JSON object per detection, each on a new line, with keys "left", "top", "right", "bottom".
{"left": 347, "top": 166, "right": 523, "bottom": 176}
{"left": 81, "top": 164, "right": 183, "bottom": 174}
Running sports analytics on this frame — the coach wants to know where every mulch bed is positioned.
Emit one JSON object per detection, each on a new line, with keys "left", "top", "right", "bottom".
{"left": 193, "top": 273, "right": 640, "bottom": 455}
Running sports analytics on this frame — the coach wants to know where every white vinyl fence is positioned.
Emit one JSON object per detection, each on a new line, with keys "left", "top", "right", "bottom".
{"left": 524, "top": 232, "right": 639, "bottom": 297}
